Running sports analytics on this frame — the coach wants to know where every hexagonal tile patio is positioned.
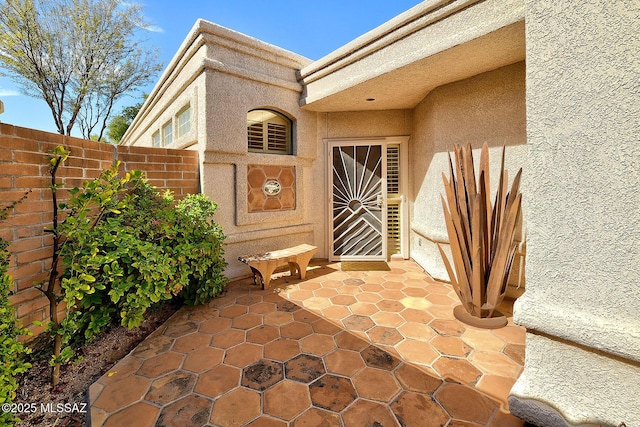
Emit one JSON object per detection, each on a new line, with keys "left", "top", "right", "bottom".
{"left": 89, "top": 260, "right": 526, "bottom": 426}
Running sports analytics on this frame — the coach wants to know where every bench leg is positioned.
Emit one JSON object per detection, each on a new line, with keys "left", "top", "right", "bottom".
{"left": 296, "top": 253, "right": 315, "bottom": 280}
{"left": 288, "top": 262, "right": 298, "bottom": 277}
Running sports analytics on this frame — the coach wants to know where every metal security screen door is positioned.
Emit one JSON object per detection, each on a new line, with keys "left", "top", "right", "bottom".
{"left": 331, "top": 143, "right": 386, "bottom": 260}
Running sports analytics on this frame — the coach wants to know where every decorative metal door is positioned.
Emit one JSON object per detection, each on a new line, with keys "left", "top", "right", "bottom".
{"left": 330, "top": 143, "right": 386, "bottom": 260}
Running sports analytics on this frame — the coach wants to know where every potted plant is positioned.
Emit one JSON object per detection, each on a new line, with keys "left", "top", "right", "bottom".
{"left": 438, "top": 143, "right": 522, "bottom": 329}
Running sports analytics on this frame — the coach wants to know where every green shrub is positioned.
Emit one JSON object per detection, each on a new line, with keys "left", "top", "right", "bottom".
{"left": 59, "top": 166, "right": 227, "bottom": 344}
{"left": 0, "top": 210, "right": 32, "bottom": 426}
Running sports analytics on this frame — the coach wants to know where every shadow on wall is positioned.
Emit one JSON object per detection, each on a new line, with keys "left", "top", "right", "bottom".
{"left": 409, "top": 62, "right": 527, "bottom": 287}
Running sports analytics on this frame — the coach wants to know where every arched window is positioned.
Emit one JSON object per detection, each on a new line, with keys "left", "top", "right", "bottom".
{"left": 247, "top": 109, "right": 292, "bottom": 154}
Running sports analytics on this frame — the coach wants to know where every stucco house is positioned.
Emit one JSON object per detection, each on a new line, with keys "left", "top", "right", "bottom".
{"left": 120, "top": 0, "right": 639, "bottom": 425}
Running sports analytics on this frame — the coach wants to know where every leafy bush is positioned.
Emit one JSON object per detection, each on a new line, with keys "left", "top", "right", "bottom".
{"left": 0, "top": 206, "right": 32, "bottom": 426}
{"left": 59, "top": 165, "right": 227, "bottom": 344}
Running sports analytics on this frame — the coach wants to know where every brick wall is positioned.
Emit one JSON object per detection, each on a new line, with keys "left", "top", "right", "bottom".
{"left": 0, "top": 123, "right": 200, "bottom": 337}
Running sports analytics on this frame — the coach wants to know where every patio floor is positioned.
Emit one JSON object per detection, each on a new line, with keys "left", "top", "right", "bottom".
{"left": 89, "top": 259, "right": 526, "bottom": 427}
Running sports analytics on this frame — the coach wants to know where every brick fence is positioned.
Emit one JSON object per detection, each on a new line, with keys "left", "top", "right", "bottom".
{"left": 0, "top": 123, "right": 200, "bottom": 337}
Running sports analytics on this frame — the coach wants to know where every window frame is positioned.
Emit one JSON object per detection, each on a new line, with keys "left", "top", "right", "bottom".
{"left": 162, "top": 120, "right": 173, "bottom": 146}
{"left": 247, "top": 109, "right": 293, "bottom": 155}
{"left": 176, "top": 105, "right": 191, "bottom": 139}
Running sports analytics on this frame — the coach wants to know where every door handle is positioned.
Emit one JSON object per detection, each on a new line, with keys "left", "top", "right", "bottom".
{"left": 376, "top": 195, "right": 384, "bottom": 207}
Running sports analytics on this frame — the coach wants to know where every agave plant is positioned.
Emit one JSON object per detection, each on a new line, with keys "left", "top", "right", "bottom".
{"left": 438, "top": 143, "right": 522, "bottom": 328}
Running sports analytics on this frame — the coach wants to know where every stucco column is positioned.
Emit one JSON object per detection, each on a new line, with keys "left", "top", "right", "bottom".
{"left": 510, "top": 1, "right": 640, "bottom": 426}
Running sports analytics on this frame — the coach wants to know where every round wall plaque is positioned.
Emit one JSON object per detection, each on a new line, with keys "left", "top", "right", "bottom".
{"left": 263, "top": 180, "right": 282, "bottom": 196}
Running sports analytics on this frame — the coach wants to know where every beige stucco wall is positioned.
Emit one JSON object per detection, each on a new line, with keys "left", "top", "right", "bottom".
{"left": 409, "top": 62, "right": 527, "bottom": 290}
{"left": 509, "top": 1, "right": 640, "bottom": 426}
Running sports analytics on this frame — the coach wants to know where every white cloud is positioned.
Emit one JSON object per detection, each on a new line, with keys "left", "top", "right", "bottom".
{"left": 141, "top": 24, "right": 164, "bottom": 33}
{"left": 0, "top": 88, "right": 20, "bottom": 96}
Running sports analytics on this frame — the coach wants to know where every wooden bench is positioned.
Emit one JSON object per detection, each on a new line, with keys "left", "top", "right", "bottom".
{"left": 238, "top": 244, "right": 317, "bottom": 289}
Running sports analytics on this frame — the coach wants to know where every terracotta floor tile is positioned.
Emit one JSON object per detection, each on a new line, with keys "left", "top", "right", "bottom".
{"left": 491, "top": 325, "right": 526, "bottom": 345}
{"left": 90, "top": 260, "right": 525, "bottom": 427}
{"left": 361, "top": 282, "right": 384, "bottom": 292}
{"left": 156, "top": 394, "right": 213, "bottom": 427}
{"left": 355, "top": 292, "right": 382, "bottom": 303}
{"left": 402, "top": 287, "right": 429, "bottom": 298}
{"left": 182, "top": 347, "right": 224, "bottom": 373}
{"left": 288, "top": 289, "right": 315, "bottom": 301}
{"left": 367, "top": 326, "right": 404, "bottom": 345}
{"left": 381, "top": 280, "right": 405, "bottom": 290}
{"left": 312, "top": 318, "right": 342, "bottom": 335}
{"left": 131, "top": 335, "right": 174, "bottom": 358}
{"left": 399, "top": 296, "right": 431, "bottom": 310}
{"left": 343, "top": 278, "right": 365, "bottom": 286}
{"left": 436, "top": 383, "right": 497, "bottom": 424}
{"left": 504, "top": 343, "right": 525, "bottom": 365}
{"left": 103, "top": 401, "right": 159, "bottom": 427}
{"left": 145, "top": 370, "right": 196, "bottom": 405}
{"left": 324, "top": 348, "right": 365, "bottom": 376}
{"left": 462, "top": 329, "right": 507, "bottom": 352}
{"left": 246, "top": 417, "right": 288, "bottom": 427}
{"left": 242, "top": 359, "right": 284, "bottom": 391}
{"left": 361, "top": 345, "right": 401, "bottom": 370}
{"left": 199, "top": 316, "right": 232, "bottom": 334}
{"left": 210, "top": 328, "right": 245, "bottom": 349}
{"left": 433, "top": 356, "right": 482, "bottom": 385}
{"left": 391, "top": 391, "right": 450, "bottom": 427}
{"left": 173, "top": 332, "right": 212, "bottom": 353}
{"left": 395, "top": 340, "right": 439, "bottom": 366}
{"left": 400, "top": 308, "right": 434, "bottom": 323}
{"left": 398, "top": 322, "right": 436, "bottom": 342}
{"left": 300, "top": 334, "right": 337, "bottom": 356}
{"left": 232, "top": 313, "right": 263, "bottom": 330}
{"left": 94, "top": 375, "right": 151, "bottom": 412}
{"left": 314, "top": 287, "right": 338, "bottom": 298}
{"left": 309, "top": 374, "right": 356, "bottom": 412}
{"left": 371, "top": 311, "right": 405, "bottom": 327}
{"left": 321, "top": 305, "right": 351, "bottom": 320}
{"left": 249, "top": 301, "right": 277, "bottom": 314}
{"left": 280, "top": 321, "right": 313, "bottom": 339}
{"left": 210, "top": 387, "right": 261, "bottom": 427}
{"left": 430, "top": 319, "right": 466, "bottom": 336}
{"left": 335, "top": 330, "right": 369, "bottom": 351}
{"left": 379, "top": 290, "right": 406, "bottom": 302}
{"left": 431, "top": 335, "right": 473, "bottom": 357}
{"left": 135, "top": 352, "right": 181, "bottom": 379}
{"left": 342, "top": 314, "right": 375, "bottom": 331}
{"left": 330, "top": 294, "right": 357, "bottom": 305}
{"left": 476, "top": 374, "right": 517, "bottom": 404}
{"left": 292, "top": 407, "right": 341, "bottom": 427}
{"left": 224, "top": 342, "right": 263, "bottom": 367}
{"left": 352, "top": 367, "right": 401, "bottom": 401}
{"left": 194, "top": 364, "right": 240, "bottom": 398}
{"left": 469, "top": 351, "right": 521, "bottom": 377}
{"left": 342, "top": 399, "right": 400, "bottom": 427}
{"left": 219, "top": 304, "right": 249, "bottom": 318}
{"left": 264, "top": 311, "right": 294, "bottom": 326}
{"left": 246, "top": 324, "right": 281, "bottom": 344}
{"left": 264, "top": 338, "right": 301, "bottom": 361}
{"left": 264, "top": 380, "right": 311, "bottom": 421}
{"left": 97, "top": 357, "right": 142, "bottom": 386}
{"left": 285, "top": 354, "right": 326, "bottom": 383}
{"left": 163, "top": 320, "right": 199, "bottom": 338}
{"left": 349, "top": 301, "right": 379, "bottom": 316}
{"left": 394, "top": 363, "right": 443, "bottom": 394}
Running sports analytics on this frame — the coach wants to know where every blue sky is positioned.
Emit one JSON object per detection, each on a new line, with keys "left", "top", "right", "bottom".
{"left": 0, "top": 0, "right": 421, "bottom": 137}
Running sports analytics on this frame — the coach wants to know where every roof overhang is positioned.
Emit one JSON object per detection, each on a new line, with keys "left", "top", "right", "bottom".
{"left": 299, "top": 0, "right": 525, "bottom": 112}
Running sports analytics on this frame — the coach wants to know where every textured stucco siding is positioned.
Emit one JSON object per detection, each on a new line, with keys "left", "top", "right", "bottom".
{"left": 511, "top": 1, "right": 640, "bottom": 425}
{"left": 409, "top": 63, "right": 527, "bottom": 284}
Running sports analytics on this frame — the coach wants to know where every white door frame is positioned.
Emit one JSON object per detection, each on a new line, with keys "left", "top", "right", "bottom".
{"left": 326, "top": 136, "right": 409, "bottom": 262}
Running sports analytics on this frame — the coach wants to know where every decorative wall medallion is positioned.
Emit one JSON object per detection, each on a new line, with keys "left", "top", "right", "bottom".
{"left": 247, "top": 164, "right": 296, "bottom": 212}
{"left": 263, "top": 180, "right": 282, "bottom": 196}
